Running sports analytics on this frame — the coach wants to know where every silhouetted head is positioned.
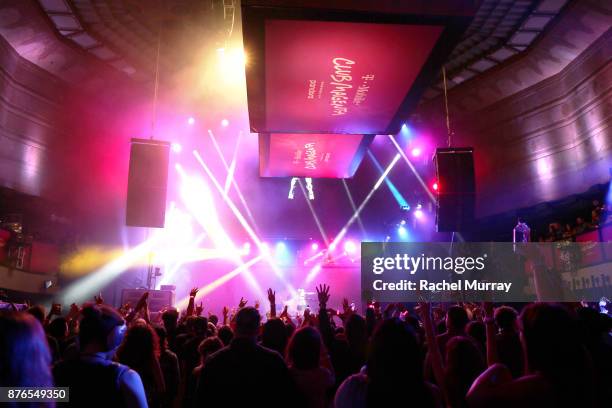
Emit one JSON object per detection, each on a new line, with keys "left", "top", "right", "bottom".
{"left": 191, "top": 316, "right": 208, "bottom": 336}
{"left": 48, "top": 317, "right": 69, "bottom": 340}
{"left": 445, "top": 336, "right": 486, "bottom": 407}
{"left": 217, "top": 325, "right": 234, "bottom": 346}
{"left": 495, "top": 306, "right": 518, "bottom": 332}
{"left": 161, "top": 308, "right": 179, "bottom": 331}
{"left": 366, "top": 319, "right": 433, "bottom": 407}
{"left": 0, "top": 312, "right": 53, "bottom": 388}
{"left": 345, "top": 313, "right": 367, "bottom": 348}
{"left": 117, "top": 321, "right": 160, "bottom": 372}
{"left": 198, "top": 336, "right": 223, "bottom": 364}
{"left": 261, "top": 318, "right": 288, "bottom": 356}
{"left": 287, "top": 326, "right": 321, "bottom": 370}
{"left": 79, "top": 305, "right": 125, "bottom": 352}
{"left": 367, "top": 318, "right": 423, "bottom": 383}
{"left": 446, "top": 305, "right": 468, "bottom": 333}
{"left": 520, "top": 303, "right": 593, "bottom": 405}
{"left": 235, "top": 307, "right": 260, "bottom": 338}
{"left": 466, "top": 320, "right": 486, "bottom": 350}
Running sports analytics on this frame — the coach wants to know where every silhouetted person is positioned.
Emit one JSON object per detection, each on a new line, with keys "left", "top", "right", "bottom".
{"left": 53, "top": 305, "right": 147, "bottom": 408}
{"left": 185, "top": 336, "right": 223, "bottom": 408}
{"left": 0, "top": 312, "right": 54, "bottom": 408}
{"left": 261, "top": 318, "right": 288, "bottom": 356}
{"left": 195, "top": 307, "right": 299, "bottom": 407}
{"left": 494, "top": 306, "right": 524, "bottom": 378}
{"left": 444, "top": 336, "right": 486, "bottom": 408}
{"left": 468, "top": 303, "right": 595, "bottom": 408}
{"left": 437, "top": 305, "right": 469, "bottom": 359}
{"left": 161, "top": 308, "right": 179, "bottom": 353}
{"left": 335, "top": 318, "right": 442, "bottom": 408}
{"left": 154, "top": 326, "right": 180, "bottom": 408}
{"left": 287, "top": 326, "right": 335, "bottom": 408}
{"left": 117, "top": 321, "right": 165, "bottom": 408}
{"left": 217, "top": 325, "right": 233, "bottom": 346}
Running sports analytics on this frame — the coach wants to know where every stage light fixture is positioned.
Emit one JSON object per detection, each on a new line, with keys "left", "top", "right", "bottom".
{"left": 400, "top": 220, "right": 406, "bottom": 225}
{"left": 187, "top": 117, "right": 195, "bottom": 125}
{"left": 432, "top": 181, "right": 439, "bottom": 191}
{"left": 171, "top": 142, "right": 182, "bottom": 153}
{"left": 344, "top": 240, "right": 357, "bottom": 254}
{"left": 311, "top": 242, "right": 319, "bottom": 251}
{"left": 221, "top": 119, "right": 229, "bottom": 127}
{"left": 415, "top": 209, "right": 424, "bottom": 219}
{"left": 398, "top": 226, "right": 408, "bottom": 238}
{"left": 411, "top": 147, "right": 422, "bottom": 157}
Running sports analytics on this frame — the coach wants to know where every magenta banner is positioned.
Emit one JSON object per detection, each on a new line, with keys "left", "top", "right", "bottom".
{"left": 259, "top": 133, "right": 371, "bottom": 178}
{"left": 263, "top": 21, "right": 443, "bottom": 134}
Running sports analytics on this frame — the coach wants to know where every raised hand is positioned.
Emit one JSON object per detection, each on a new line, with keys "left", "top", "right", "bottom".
{"left": 279, "top": 305, "right": 289, "bottom": 320}
{"left": 94, "top": 293, "right": 104, "bottom": 305}
{"left": 267, "top": 288, "right": 276, "bottom": 304}
{"left": 135, "top": 291, "right": 149, "bottom": 311}
{"left": 195, "top": 302, "right": 203, "bottom": 316}
{"left": 238, "top": 297, "right": 247, "bottom": 309}
{"left": 254, "top": 300, "right": 260, "bottom": 310}
{"left": 483, "top": 302, "right": 494, "bottom": 319}
{"left": 189, "top": 287, "right": 199, "bottom": 298}
{"left": 316, "top": 284, "right": 330, "bottom": 308}
{"left": 222, "top": 306, "right": 229, "bottom": 317}
{"left": 415, "top": 301, "right": 431, "bottom": 321}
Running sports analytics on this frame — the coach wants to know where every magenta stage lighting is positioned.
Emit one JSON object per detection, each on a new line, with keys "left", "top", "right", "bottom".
{"left": 221, "top": 119, "right": 229, "bottom": 127}
{"left": 414, "top": 209, "right": 424, "bottom": 219}
{"left": 411, "top": 147, "right": 422, "bottom": 157}
{"left": 311, "top": 242, "right": 319, "bottom": 251}
{"left": 187, "top": 117, "right": 195, "bottom": 125}
{"left": 242, "top": 242, "right": 251, "bottom": 256}
{"left": 171, "top": 142, "right": 182, "bottom": 153}
{"left": 344, "top": 240, "right": 356, "bottom": 254}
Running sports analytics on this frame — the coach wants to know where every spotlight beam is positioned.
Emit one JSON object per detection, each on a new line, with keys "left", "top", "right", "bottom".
{"left": 388, "top": 135, "right": 436, "bottom": 204}
{"left": 193, "top": 150, "right": 298, "bottom": 297}
{"left": 208, "top": 130, "right": 260, "bottom": 233}
{"left": 176, "top": 164, "right": 265, "bottom": 299}
{"left": 330, "top": 154, "right": 401, "bottom": 250}
{"left": 175, "top": 255, "right": 263, "bottom": 309}
{"left": 59, "top": 237, "right": 159, "bottom": 304}
{"left": 224, "top": 130, "right": 242, "bottom": 194}
{"left": 341, "top": 179, "right": 367, "bottom": 237}
{"left": 366, "top": 150, "right": 409, "bottom": 209}
{"left": 297, "top": 179, "right": 330, "bottom": 245}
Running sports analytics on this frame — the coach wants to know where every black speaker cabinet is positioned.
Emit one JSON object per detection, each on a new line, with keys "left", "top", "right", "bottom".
{"left": 434, "top": 147, "right": 475, "bottom": 232}
{"left": 126, "top": 139, "right": 170, "bottom": 228}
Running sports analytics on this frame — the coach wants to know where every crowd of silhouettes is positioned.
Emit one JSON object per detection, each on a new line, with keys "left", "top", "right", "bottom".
{"left": 1, "top": 284, "right": 611, "bottom": 408}
{"left": 538, "top": 200, "right": 609, "bottom": 242}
